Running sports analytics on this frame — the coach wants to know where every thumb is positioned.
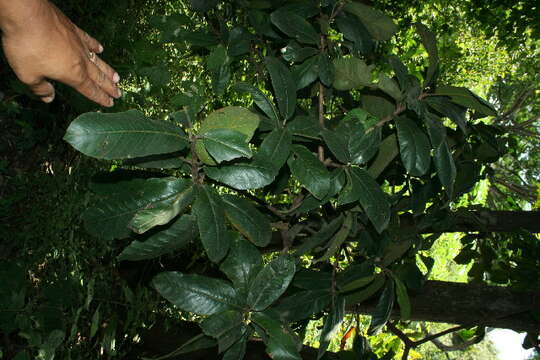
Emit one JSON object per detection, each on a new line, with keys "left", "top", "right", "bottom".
{"left": 28, "top": 79, "right": 56, "bottom": 103}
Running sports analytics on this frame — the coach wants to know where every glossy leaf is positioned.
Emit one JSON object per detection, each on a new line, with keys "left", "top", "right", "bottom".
{"left": 129, "top": 184, "right": 194, "bottom": 234}
{"left": 222, "top": 195, "right": 271, "bottom": 247}
{"left": 84, "top": 177, "right": 191, "bottom": 240}
{"left": 333, "top": 57, "right": 373, "bottom": 91}
{"left": 256, "top": 128, "right": 293, "bottom": 172}
{"left": 202, "top": 129, "right": 253, "bottom": 163}
{"left": 396, "top": 117, "right": 431, "bottom": 177}
{"left": 222, "top": 334, "right": 247, "bottom": 360}
{"left": 367, "top": 280, "right": 395, "bottom": 335}
{"left": 377, "top": 73, "right": 402, "bottom": 100}
{"left": 318, "top": 53, "right": 335, "bottom": 86}
{"left": 336, "top": 13, "right": 374, "bottom": 55}
{"left": 350, "top": 168, "right": 391, "bottom": 234}
{"left": 200, "top": 310, "right": 246, "bottom": 353}
{"left": 344, "top": 274, "right": 385, "bottom": 305}
{"left": 317, "top": 296, "right": 346, "bottom": 359}
{"left": 196, "top": 106, "right": 260, "bottom": 165}
{"left": 415, "top": 23, "right": 439, "bottom": 87}
{"left": 292, "top": 269, "right": 332, "bottom": 291}
{"left": 251, "top": 311, "right": 302, "bottom": 360}
{"left": 434, "top": 140, "right": 456, "bottom": 197}
{"left": 272, "top": 289, "right": 332, "bottom": 322}
{"left": 247, "top": 256, "right": 296, "bottom": 311}
{"left": 434, "top": 86, "right": 497, "bottom": 117}
{"left": 367, "top": 134, "right": 399, "bottom": 178}
{"left": 287, "top": 115, "right": 321, "bottom": 139}
{"left": 64, "top": 110, "right": 188, "bottom": 160}
{"left": 205, "top": 160, "right": 276, "bottom": 190}
{"left": 426, "top": 96, "right": 468, "bottom": 134}
{"left": 265, "top": 57, "right": 297, "bottom": 121}
{"left": 282, "top": 41, "right": 319, "bottom": 63}
{"left": 118, "top": 215, "right": 197, "bottom": 261}
{"left": 152, "top": 272, "right": 240, "bottom": 315}
{"left": 234, "top": 82, "right": 279, "bottom": 125}
{"left": 292, "top": 56, "right": 319, "bottom": 90}
{"left": 220, "top": 235, "right": 263, "bottom": 294}
{"left": 270, "top": 9, "right": 319, "bottom": 45}
{"left": 343, "top": 2, "right": 397, "bottom": 41}
{"left": 288, "top": 145, "right": 331, "bottom": 199}
{"left": 193, "top": 185, "right": 230, "bottom": 263}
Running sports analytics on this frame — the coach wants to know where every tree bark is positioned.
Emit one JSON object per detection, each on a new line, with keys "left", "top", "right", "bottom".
{"left": 350, "top": 280, "right": 540, "bottom": 333}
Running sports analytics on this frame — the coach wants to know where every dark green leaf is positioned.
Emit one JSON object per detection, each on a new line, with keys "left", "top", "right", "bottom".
{"left": 434, "top": 141, "right": 456, "bottom": 197}
{"left": 377, "top": 73, "right": 402, "bottom": 100}
{"left": 247, "top": 256, "right": 296, "bottom": 311}
{"left": 287, "top": 115, "right": 321, "bottom": 139}
{"left": 292, "top": 269, "right": 332, "bottom": 290}
{"left": 139, "top": 65, "right": 171, "bottom": 87}
{"left": 64, "top": 110, "right": 189, "bottom": 160}
{"left": 294, "top": 217, "right": 344, "bottom": 258}
{"left": 288, "top": 145, "right": 331, "bottom": 199}
{"left": 227, "top": 27, "right": 253, "bottom": 56}
{"left": 256, "top": 128, "right": 293, "bottom": 172}
{"left": 234, "top": 82, "right": 280, "bottom": 124}
{"left": 129, "top": 184, "right": 194, "bottom": 234}
{"left": 396, "top": 117, "right": 431, "bottom": 177}
{"left": 220, "top": 234, "right": 263, "bottom": 295}
{"left": 265, "top": 57, "right": 297, "bottom": 121}
{"left": 193, "top": 185, "right": 230, "bottom": 263}
{"left": 273, "top": 290, "right": 332, "bottom": 322}
{"left": 202, "top": 129, "right": 253, "bottom": 163}
{"left": 336, "top": 13, "right": 374, "bottom": 55}
{"left": 222, "top": 195, "right": 271, "bottom": 247}
{"left": 84, "top": 177, "right": 190, "bottom": 240}
{"left": 426, "top": 96, "right": 468, "bottom": 134}
{"left": 367, "top": 134, "right": 399, "bottom": 179}
{"left": 391, "top": 275, "right": 411, "bottom": 320}
{"left": 367, "top": 280, "right": 394, "bottom": 335}
{"left": 222, "top": 334, "right": 247, "bottom": 360}
{"left": 361, "top": 94, "right": 395, "bottom": 120}
{"left": 200, "top": 310, "right": 246, "bottom": 353}
{"left": 318, "top": 53, "right": 335, "bottom": 86}
{"left": 152, "top": 272, "right": 240, "bottom": 315}
{"left": 344, "top": 273, "right": 385, "bottom": 305}
{"left": 434, "top": 86, "right": 497, "bottom": 117}
{"left": 292, "top": 56, "right": 319, "bottom": 90}
{"left": 190, "top": 0, "right": 218, "bottom": 12}
{"left": 332, "top": 57, "right": 373, "bottom": 91}
{"left": 317, "top": 296, "right": 345, "bottom": 359}
{"left": 118, "top": 215, "right": 197, "bottom": 261}
{"left": 337, "top": 261, "right": 375, "bottom": 291}
{"left": 350, "top": 168, "right": 391, "bottom": 233}
{"left": 205, "top": 160, "right": 276, "bottom": 190}
{"left": 282, "top": 41, "right": 319, "bottom": 63}
{"left": 123, "top": 152, "right": 186, "bottom": 169}
{"left": 270, "top": 10, "right": 319, "bottom": 45}
{"left": 251, "top": 311, "right": 302, "bottom": 360}
{"left": 316, "top": 213, "right": 354, "bottom": 263}
{"left": 343, "top": 2, "right": 397, "bottom": 41}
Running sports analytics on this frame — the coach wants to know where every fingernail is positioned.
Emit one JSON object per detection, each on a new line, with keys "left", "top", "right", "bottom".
{"left": 109, "top": 99, "right": 114, "bottom": 107}
{"left": 42, "top": 95, "right": 55, "bottom": 103}
{"left": 113, "top": 72, "right": 120, "bottom": 83}
{"left": 98, "top": 44, "right": 104, "bottom": 53}
{"left": 116, "top": 89, "right": 122, "bottom": 98}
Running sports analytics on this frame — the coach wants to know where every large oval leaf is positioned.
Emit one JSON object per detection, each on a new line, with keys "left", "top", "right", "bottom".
{"left": 193, "top": 185, "right": 230, "bottom": 263}
{"left": 222, "top": 195, "right": 271, "bottom": 247}
{"left": 272, "top": 290, "right": 332, "bottom": 322}
{"left": 84, "top": 177, "right": 191, "bottom": 240}
{"left": 200, "top": 310, "right": 246, "bottom": 353}
{"left": 152, "top": 272, "right": 240, "bottom": 315}
{"left": 396, "top": 117, "right": 431, "bottom": 177}
{"left": 367, "top": 280, "right": 395, "bottom": 335}
{"left": 288, "top": 145, "right": 331, "bottom": 199}
{"left": 247, "top": 256, "right": 296, "bottom": 311}
{"left": 434, "top": 141, "right": 456, "bottom": 197}
{"left": 265, "top": 57, "right": 297, "bottom": 121}
{"left": 270, "top": 9, "right": 319, "bottom": 45}
{"left": 205, "top": 160, "right": 276, "bottom": 190}
{"left": 220, "top": 235, "right": 263, "bottom": 295}
{"left": 433, "top": 86, "right": 497, "bottom": 117}
{"left": 234, "top": 82, "right": 279, "bottom": 125}
{"left": 251, "top": 311, "right": 302, "bottom": 360}
{"left": 202, "top": 129, "right": 253, "bottom": 164}
{"left": 254, "top": 128, "right": 293, "bottom": 172}
{"left": 343, "top": 2, "right": 397, "bottom": 41}
{"left": 118, "top": 215, "right": 197, "bottom": 261}
{"left": 332, "top": 57, "right": 373, "bottom": 91}
{"left": 64, "top": 110, "right": 188, "bottom": 160}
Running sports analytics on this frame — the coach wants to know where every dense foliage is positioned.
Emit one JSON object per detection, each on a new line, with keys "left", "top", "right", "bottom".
{"left": 1, "top": 0, "right": 539, "bottom": 359}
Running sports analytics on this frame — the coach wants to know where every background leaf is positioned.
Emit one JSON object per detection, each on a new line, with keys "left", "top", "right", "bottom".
{"left": 332, "top": 57, "right": 373, "bottom": 91}
{"left": 317, "top": 296, "right": 346, "bottom": 359}
{"left": 343, "top": 2, "right": 398, "bottom": 41}
{"left": 270, "top": 9, "right": 319, "bottom": 45}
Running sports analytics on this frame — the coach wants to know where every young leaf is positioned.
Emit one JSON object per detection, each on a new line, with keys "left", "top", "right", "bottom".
{"left": 64, "top": 110, "right": 189, "bottom": 160}
{"left": 367, "top": 280, "right": 395, "bottom": 335}
{"left": 129, "top": 184, "right": 194, "bottom": 234}
{"left": 343, "top": 2, "right": 397, "bottom": 41}
{"left": 220, "top": 234, "right": 263, "bottom": 295}
{"left": 202, "top": 129, "right": 253, "bottom": 163}
{"left": 265, "top": 57, "right": 297, "bottom": 121}
{"left": 200, "top": 310, "right": 246, "bottom": 353}
{"left": 193, "top": 185, "right": 230, "bottom": 263}
{"left": 317, "top": 296, "right": 346, "bottom": 359}
{"left": 350, "top": 168, "right": 391, "bottom": 234}
{"left": 332, "top": 57, "right": 373, "bottom": 91}
{"left": 222, "top": 194, "right": 272, "bottom": 247}
{"left": 391, "top": 275, "right": 411, "bottom": 320}
{"left": 118, "top": 215, "right": 197, "bottom": 261}
{"left": 251, "top": 311, "right": 302, "bottom": 360}
{"left": 84, "top": 177, "right": 191, "bottom": 240}
{"left": 152, "top": 272, "right": 240, "bottom": 315}
{"left": 396, "top": 117, "right": 431, "bottom": 177}
{"left": 234, "top": 82, "right": 280, "bottom": 125}
{"left": 247, "top": 256, "right": 296, "bottom": 311}
{"left": 270, "top": 9, "right": 319, "bottom": 45}
{"left": 288, "top": 145, "right": 331, "bottom": 199}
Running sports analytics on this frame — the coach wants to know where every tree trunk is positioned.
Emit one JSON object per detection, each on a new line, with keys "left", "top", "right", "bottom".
{"left": 351, "top": 280, "right": 540, "bottom": 333}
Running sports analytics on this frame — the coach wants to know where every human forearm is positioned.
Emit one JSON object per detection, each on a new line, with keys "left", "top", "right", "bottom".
{"left": 0, "top": 0, "right": 47, "bottom": 34}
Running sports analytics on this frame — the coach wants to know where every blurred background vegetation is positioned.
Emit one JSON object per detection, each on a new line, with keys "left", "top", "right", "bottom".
{"left": 0, "top": 0, "right": 538, "bottom": 359}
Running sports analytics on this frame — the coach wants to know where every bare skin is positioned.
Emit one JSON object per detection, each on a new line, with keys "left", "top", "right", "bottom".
{"left": 0, "top": 0, "right": 121, "bottom": 107}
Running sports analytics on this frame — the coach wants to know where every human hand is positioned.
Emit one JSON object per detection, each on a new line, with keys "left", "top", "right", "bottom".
{"left": 0, "top": 0, "right": 121, "bottom": 107}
